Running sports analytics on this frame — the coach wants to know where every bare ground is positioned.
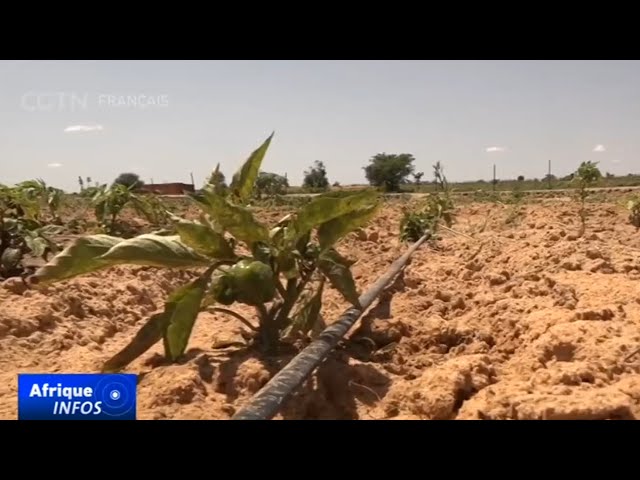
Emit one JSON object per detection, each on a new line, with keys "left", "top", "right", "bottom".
{"left": 3, "top": 198, "right": 640, "bottom": 420}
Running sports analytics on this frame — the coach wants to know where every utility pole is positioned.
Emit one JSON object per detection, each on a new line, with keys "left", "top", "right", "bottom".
{"left": 492, "top": 164, "right": 496, "bottom": 192}
{"left": 547, "top": 159, "right": 552, "bottom": 189}
{"left": 190, "top": 172, "right": 195, "bottom": 187}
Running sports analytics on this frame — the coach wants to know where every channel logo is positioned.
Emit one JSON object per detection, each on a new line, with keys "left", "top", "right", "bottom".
{"left": 18, "top": 373, "right": 137, "bottom": 420}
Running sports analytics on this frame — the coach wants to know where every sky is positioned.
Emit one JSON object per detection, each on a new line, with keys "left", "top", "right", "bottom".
{"left": 1, "top": 60, "right": 639, "bottom": 192}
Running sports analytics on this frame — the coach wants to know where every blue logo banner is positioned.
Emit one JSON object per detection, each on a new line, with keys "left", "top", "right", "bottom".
{"left": 18, "top": 373, "right": 137, "bottom": 420}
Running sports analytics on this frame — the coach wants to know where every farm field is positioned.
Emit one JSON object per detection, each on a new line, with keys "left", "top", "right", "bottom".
{"left": 3, "top": 192, "right": 640, "bottom": 420}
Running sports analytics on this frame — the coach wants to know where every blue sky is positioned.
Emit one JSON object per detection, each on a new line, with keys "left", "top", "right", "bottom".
{"left": 1, "top": 60, "right": 639, "bottom": 191}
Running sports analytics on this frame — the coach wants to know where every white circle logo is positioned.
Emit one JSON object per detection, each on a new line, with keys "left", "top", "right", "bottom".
{"left": 109, "top": 390, "right": 121, "bottom": 400}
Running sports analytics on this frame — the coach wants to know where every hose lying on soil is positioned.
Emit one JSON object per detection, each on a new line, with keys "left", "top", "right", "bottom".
{"left": 231, "top": 232, "right": 432, "bottom": 420}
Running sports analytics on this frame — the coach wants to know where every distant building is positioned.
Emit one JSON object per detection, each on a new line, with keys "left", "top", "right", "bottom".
{"left": 139, "top": 183, "right": 195, "bottom": 195}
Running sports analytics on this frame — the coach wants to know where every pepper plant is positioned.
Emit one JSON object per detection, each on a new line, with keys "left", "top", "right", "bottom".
{"left": 91, "top": 183, "right": 168, "bottom": 233}
{"left": 30, "top": 133, "right": 381, "bottom": 373}
{"left": 399, "top": 162, "right": 454, "bottom": 242}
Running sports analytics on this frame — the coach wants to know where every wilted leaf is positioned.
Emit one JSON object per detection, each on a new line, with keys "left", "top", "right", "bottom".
{"left": 284, "top": 279, "right": 324, "bottom": 338}
{"left": 162, "top": 273, "right": 210, "bottom": 360}
{"left": 189, "top": 190, "right": 269, "bottom": 246}
{"left": 286, "top": 190, "right": 378, "bottom": 245}
{"left": 102, "top": 312, "right": 169, "bottom": 373}
{"left": 317, "top": 202, "right": 380, "bottom": 251}
{"left": 175, "top": 220, "right": 235, "bottom": 259}
{"left": 99, "top": 234, "right": 211, "bottom": 268}
{"left": 318, "top": 249, "right": 360, "bottom": 307}
{"left": 230, "top": 133, "right": 274, "bottom": 204}
{"left": 32, "top": 235, "right": 123, "bottom": 284}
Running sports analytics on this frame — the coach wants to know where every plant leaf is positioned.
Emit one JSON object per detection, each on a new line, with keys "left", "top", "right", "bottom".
{"left": 98, "top": 234, "right": 211, "bottom": 268}
{"left": 102, "top": 312, "right": 169, "bottom": 373}
{"left": 31, "top": 235, "right": 123, "bottom": 284}
{"left": 317, "top": 202, "right": 380, "bottom": 251}
{"left": 162, "top": 273, "right": 210, "bottom": 360}
{"left": 189, "top": 190, "right": 269, "bottom": 246}
{"left": 286, "top": 190, "right": 379, "bottom": 246}
{"left": 318, "top": 249, "right": 361, "bottom": 308}
{"left": 229, "top": 133, "right": 274, "bottom": 204}
{"left": 285, "top": 279, "right": 324, "bottom": 338}
{"left": 25, "top": 236, "right": 48, "bottom": 257}
{"left": 175, "top": 220, "right": 235, "bottom": 259}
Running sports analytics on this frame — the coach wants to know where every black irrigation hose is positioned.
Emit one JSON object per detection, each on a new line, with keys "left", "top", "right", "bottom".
{"left": 231, "top": 231, "right": 432, "bottom": 420}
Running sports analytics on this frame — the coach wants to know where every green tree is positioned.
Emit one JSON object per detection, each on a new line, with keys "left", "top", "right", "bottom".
{"left": 255, "top": 172, "right": 289, "bottom": 197}
{"left": 113, "top": 172, "right": 144, "bottom": 190}
{"left": 303, "top": 161, "right": 329, "bottom": 190}
{"left": 364, "top": 153, "right": 415, "bottom": 192}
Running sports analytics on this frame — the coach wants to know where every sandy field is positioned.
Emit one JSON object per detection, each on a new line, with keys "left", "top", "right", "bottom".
{"left": 3, "top": 196, "right": 640, "bottom": 420}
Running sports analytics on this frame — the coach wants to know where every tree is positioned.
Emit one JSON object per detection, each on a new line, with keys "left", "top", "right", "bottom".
{"left": 363, "top": 153, "right": 415, "bottom": 192}
{"left": 517, "top": 175, "right": 525, "bottom": 182}
{"left": 113, "top": 172, "right": 144, "bottom": 190}
{"left": 413, "top": 172, "right": 424, "bottom": 185}
{"left": 255, "top": 171, "right": 289, "bottom": 197}
{"left": 303, "top": 161, "right": 329, "bottom": 190}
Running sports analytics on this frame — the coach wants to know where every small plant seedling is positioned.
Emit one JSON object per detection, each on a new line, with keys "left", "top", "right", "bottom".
{"left": 0, "top": 183, "right": 63, "bottom": 279}
{"left": 627, "top": 197, "right": 640, "bottom": 230}
{"left": 30, "top": 133, "right": 381, "bottom": 373}
{"left": 572, "top": 161, "right": 602, "bottom": 236}
{"left": 399, "top": 163, "right": 455, "bottom": 242}
{"left": 91, "top": 183, "right": 169, "bottom": 234}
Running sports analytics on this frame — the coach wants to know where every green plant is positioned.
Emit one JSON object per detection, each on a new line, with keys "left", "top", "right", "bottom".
{"left": 504, "top": 183, "right": 526, "bottom": 225}
{"left": 31, "top": 133, "right": 381, "bottom": 373}
{"left": 91, "top": 183, "right": 168, "bottom": 233}
{"left": 17, "top": 179, "right": 64, "bottom": 223}
{"left": 399, "top": 163, "right": 455, "bottom": 242}
{"left": 205, "top": 163, "right": 229, "bottom": 196}
{"left": 573, "top": 161, "right": 602, "bottom": 235}
{"left": 627, "top": 197, "right": 640, "bottom": 230}
{"left": 0, "top": 184, "right": 63, "bottom": 279}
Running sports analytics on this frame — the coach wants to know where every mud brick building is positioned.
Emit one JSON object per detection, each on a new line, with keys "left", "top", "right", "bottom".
{"left": 139, "top": 183, "right": 195, "bottom": 195}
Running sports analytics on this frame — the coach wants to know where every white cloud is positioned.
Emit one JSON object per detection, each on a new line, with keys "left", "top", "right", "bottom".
{"left": 47, "top": 162, "right": 62, "bottom": 168}
{"left": 64, "top": 124, "right": 104, "bottom": 133}
{"left": 593, "top": 144, "right": 606, "bottom": 152}
{"left": 485, "top": 146, "right": 506, "bottom": 153}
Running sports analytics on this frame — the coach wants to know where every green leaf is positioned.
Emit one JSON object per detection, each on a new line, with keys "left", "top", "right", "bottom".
{"left": 317, "top": 202, "right": 380, "bottom": 251}
{"left": 25, "top": 236, "right": 48, "bottom": 257}
{"left": 102, "top": 312, "right": 169, "bottom": 373}
{"left": 98, "top": 234, "right": 211, "bottom": 268}
{"left": 162, "top": 273, "right": 210, "bottom": 360}
{"left": 229, "top": 132, "right": 274, "bottom": 204}
{"left": 318, "top": 249, "right": 361, "bottom": 308}
{"left": 31, "top": 235, "right": 123, "bottom": 284}
{"left": 286, "top": 190, "right": 379, "bottom": 246}
{"left": 284, "top": 279, "right": 324, "bottom": 338}
{"left": 175, "top": 220, "right": 235, "bottom": 259}
{"left": 189, "top": 190, "right": 269, "bottom": 246}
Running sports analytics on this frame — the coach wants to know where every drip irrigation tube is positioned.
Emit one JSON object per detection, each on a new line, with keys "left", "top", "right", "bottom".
{"left": 231, "top": 232, "right": 431, "bottom": 420}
